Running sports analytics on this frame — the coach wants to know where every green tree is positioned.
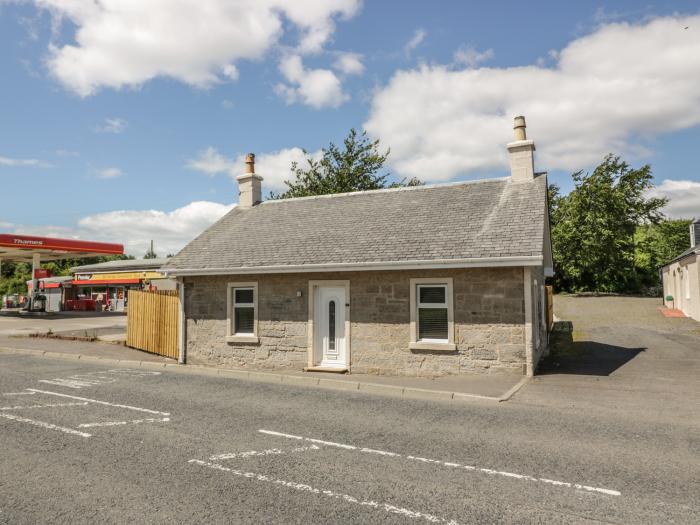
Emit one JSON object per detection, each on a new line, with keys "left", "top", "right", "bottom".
{"left": 634, "top": 219, "right": 692, "bottom": 289}
{"left": 270, "top": 129, "right": 421, "bottom": 199}
{"left": 549, "top": 155, "right": 667, "bottom": 293}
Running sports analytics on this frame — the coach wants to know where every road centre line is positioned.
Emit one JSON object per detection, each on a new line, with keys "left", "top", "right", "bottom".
{"left": 26, "top": 389, "right": 170, "bottom": 416}
{"left": 258, "top": 429, "right": 621, "bottom": 497}
{"left": 0, "top": 413, "right": 91, "bottom": 438}
{"left": 1, "top": 402, "right": 88, "bottom": 410}
{"left": 189, "top": 459, "right": 459, "bottom": 525}
{"left": 78, "top": 417, "right": 170, "bottom": 428}
{"left": 210, "top": 445, "right": 319, "bottom": 461}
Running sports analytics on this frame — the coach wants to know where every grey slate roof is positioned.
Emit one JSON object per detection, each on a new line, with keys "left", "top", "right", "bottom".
{"left": 164, "top": 176, "right": 548, "bottom": 274}
{"left": 72, "top": 258, "right": 169, "bottom": 274}
{"left": 662, "top": 245, "right": 699, "bottom": 267}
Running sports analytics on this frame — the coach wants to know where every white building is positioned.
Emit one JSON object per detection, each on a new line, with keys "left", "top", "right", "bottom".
{"left": 661, "top": 218, "right": 700, "bottom": 321}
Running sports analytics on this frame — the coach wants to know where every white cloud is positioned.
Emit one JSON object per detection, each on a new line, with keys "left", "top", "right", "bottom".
{"left": 55, "top": 149, "right": 79, "bottom": 157}
{"left": 0, "top": 155, "right": 48, "bottom": 167}
{"left": 365, "top": 13, "right": 700, "bottom": 182}
{"left": 95, "top": 117, "right": 127, "bottom": 134}
{"left": 276, "top": 54, "right": 348, "bottom": 109}
{"left": 30, "top": 0, "right": 361, "bottom": 97}
{"left": 452, "top": 45, "right": 494, "bottom": 68}
{"left": 76, "top": 200, "right": 235, "bottom": 256}
{"left": 187, "top": 145, "right": 320, "bottom": 192}
{"left": 649, "top": 180, "right": 700, "bottom": 219}
{"left": 333, "top": 52, "right": 364, "bottom": 75}
{"left": 233, "top": 147, "right": 322, "bottom": 192}
{"left": 404, "top": 28, "right": 426, "bottom": 56}
{"left": 186, "top": 147, "right": 237, "bottom": 177}
{"left": 96, "top": 167, "right": 123, "bottom": 179}
{"left": 10, "top": 201, "right": 235, "bottom": 256}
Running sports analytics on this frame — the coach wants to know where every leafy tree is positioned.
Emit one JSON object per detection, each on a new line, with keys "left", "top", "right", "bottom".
{"left": 549, "top": 155, "right": 666, "bottom": 293}
{"left": 270, "top": 129, "right": 422, "bottom": 199}
{"left": 634, "top": 219, "right": 692, "bottom": 288}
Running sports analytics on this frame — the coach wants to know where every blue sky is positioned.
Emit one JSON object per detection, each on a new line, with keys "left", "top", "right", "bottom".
{"left": 1, "top": 1, "right": 699, "bottom": 255}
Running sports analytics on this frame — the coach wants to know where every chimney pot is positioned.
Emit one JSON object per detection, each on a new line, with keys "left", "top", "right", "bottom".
{"left": 507, "top": 115, "right": 536, "bottom": 182}
{"left": 513, "top": 115, "right": 527, "bottom": 140}
{"left": 245, "top": 153, "right": 255, "bottom": 174}
{"left": 237, "top": 152, "right": 263, "bottom": 208}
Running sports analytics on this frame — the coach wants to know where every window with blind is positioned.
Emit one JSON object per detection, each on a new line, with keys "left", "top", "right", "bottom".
{"left": 227, "top": 282, "right": 258, "bottom": 343}
{"left": 417, "top": 284, "right": 449, "bottom": 342}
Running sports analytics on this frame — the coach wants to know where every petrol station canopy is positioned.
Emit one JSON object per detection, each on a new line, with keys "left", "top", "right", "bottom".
{"left": 0, "top": 234, "right": 124, "bottom": 263}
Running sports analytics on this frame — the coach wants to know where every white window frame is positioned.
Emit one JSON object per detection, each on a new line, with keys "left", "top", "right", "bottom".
{"left": 226, "top": 282, "right": 259, "bottom": 343}
{"left": 409, "top": 278, "right": 455, "bottom": 351}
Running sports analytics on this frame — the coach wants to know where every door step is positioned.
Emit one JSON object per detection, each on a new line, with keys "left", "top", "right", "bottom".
{"left": 303, "top": 366, "right": 349, "bottom": 374}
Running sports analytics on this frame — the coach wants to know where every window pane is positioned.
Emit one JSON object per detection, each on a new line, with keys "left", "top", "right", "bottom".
{"left": 418, "top": 308, "right": 448, "bottom": 340}
{"left": 328, "top": 300, "right": 336, "bottom": 350}
{"left": 234, "top": 307, "right": 254, "bottom": 334}
{"left": 419, "top": 286, "right": 445, "bottom": 304}
{"left": 235, "top": 288, "right": 254, "bottom": 304}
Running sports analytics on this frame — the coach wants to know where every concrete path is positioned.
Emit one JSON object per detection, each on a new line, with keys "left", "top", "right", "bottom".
{"left": 0, "top": 311, "right": 126, "bottom": 337}
{"left": 519, "top": 295, "right": 700, "bottom": 426}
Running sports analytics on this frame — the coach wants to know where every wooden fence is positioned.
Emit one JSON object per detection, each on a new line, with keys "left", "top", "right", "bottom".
{"left": 126, "top": 289, "right": 179, "bottom": 359}
{"left": 545, "top": 285, "right": 554, "bottom": 332}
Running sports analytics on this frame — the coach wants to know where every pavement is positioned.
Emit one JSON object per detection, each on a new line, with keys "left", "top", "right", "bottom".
{"left": 0, "top": 295, "right": 698, "bottom": 523}
{"left": 0, "top": 311, "right": 126, "bottom": 338}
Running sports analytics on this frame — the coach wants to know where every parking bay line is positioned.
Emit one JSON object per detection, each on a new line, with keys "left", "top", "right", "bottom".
{"left": 78, "top": 417, "right": 170, "bottom": 428}
{"left": 189, "top": 459, "right": 460, "bottom": 525}
{"left": 259, "top": 429, "right": 621, "bottom": 497}
{"left": 26, "top": 389, "right": 170, "bottom": 416}
{"left": 0, "top": 412, "right": 91, "bottom": 438}
{"left": 1, "top": 402, "right": 88, "bottom": 410}
{"left": 210, "top": 444, "right": 319, "bottom": 461}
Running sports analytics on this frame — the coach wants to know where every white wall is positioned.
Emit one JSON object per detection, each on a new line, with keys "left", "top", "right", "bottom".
{"left": 663, "top": 255, "right": 700, "bottom": 321}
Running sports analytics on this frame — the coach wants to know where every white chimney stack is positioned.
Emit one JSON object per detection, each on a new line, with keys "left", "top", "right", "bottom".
{"left": 237, "top": 153, "right": 263, "bottom": 208}
{"left": 691, "top": 218, "right": 700, "bottom": 248}
{"left": 507, "top": 116, "right": 536, "bottom": 182}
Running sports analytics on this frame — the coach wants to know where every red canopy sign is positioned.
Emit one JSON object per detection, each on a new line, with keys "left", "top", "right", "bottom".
{"left": 0, "top": 234, "right": 123, "bottom": 261}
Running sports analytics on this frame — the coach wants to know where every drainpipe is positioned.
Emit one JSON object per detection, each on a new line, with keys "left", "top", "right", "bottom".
{"left": 178, "top": 278, "right": 186, "bottom": 364}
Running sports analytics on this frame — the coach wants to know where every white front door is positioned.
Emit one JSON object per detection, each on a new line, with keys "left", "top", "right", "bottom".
{"left": 314, "top": 286, "right": 347, "bottom": 368}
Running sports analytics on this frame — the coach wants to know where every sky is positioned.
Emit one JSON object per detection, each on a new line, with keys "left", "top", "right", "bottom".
{"left": 1, "top": 0, "right": 699, "bottom": 256}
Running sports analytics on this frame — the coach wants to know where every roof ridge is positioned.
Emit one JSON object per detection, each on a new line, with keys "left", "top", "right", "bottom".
{"left": 260, "top": 176, "right": 510, "bottom": 205}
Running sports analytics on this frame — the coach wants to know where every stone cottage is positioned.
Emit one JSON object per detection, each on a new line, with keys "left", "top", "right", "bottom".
{"left": 163, "top": 117, "right": 553, "bottom": 377}
{"left": 661, "top": 218, "right": 700, "bottom": 321}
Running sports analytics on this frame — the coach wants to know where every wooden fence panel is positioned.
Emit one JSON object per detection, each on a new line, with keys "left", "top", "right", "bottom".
{"left": 545, "top": 285, "right": 554, "bottom": 332}
{"left": 126, "top": 290, "right": 179, "bottom": 359}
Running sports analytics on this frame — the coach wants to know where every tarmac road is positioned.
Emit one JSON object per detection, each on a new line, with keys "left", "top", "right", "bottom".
{"left": 0, "top": 350, "right": 698, "bottom": 524}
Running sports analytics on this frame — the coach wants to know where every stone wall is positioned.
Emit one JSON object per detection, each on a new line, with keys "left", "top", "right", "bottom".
{"left": 184, "top": 267, "right": 528, "bottom": 376}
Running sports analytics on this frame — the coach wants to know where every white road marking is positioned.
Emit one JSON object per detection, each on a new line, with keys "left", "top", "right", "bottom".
{"left": 0, "top": 402, "right": 88, "bottom": 410}
{"left": 1, "top": 391, "right": 36, "bottom": 396}
{"left": 107, "top": 369, "right": 161, "bottom": 376}
{"left": 259, "top": 429, "right": 621, "bottom": 497}
{"left": 39, "top": 378, "right": 109, "bottom": 389}
{"left": 189, "top": 459, "right": 459, "bottom": 525}
{"left": 37, "top": 369, "right": 161, "bottom": 389}
{"left": 0, "top": 413, "right": 91, "bottom": 438}
{"left": 210, "top": 445, "right": 319, "bottom": 461}
{"left": 26, "top": 389, "right": 170, "bottom": 416}
{"left": 78, "top": 417, "right": 170, "bottom": 428}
